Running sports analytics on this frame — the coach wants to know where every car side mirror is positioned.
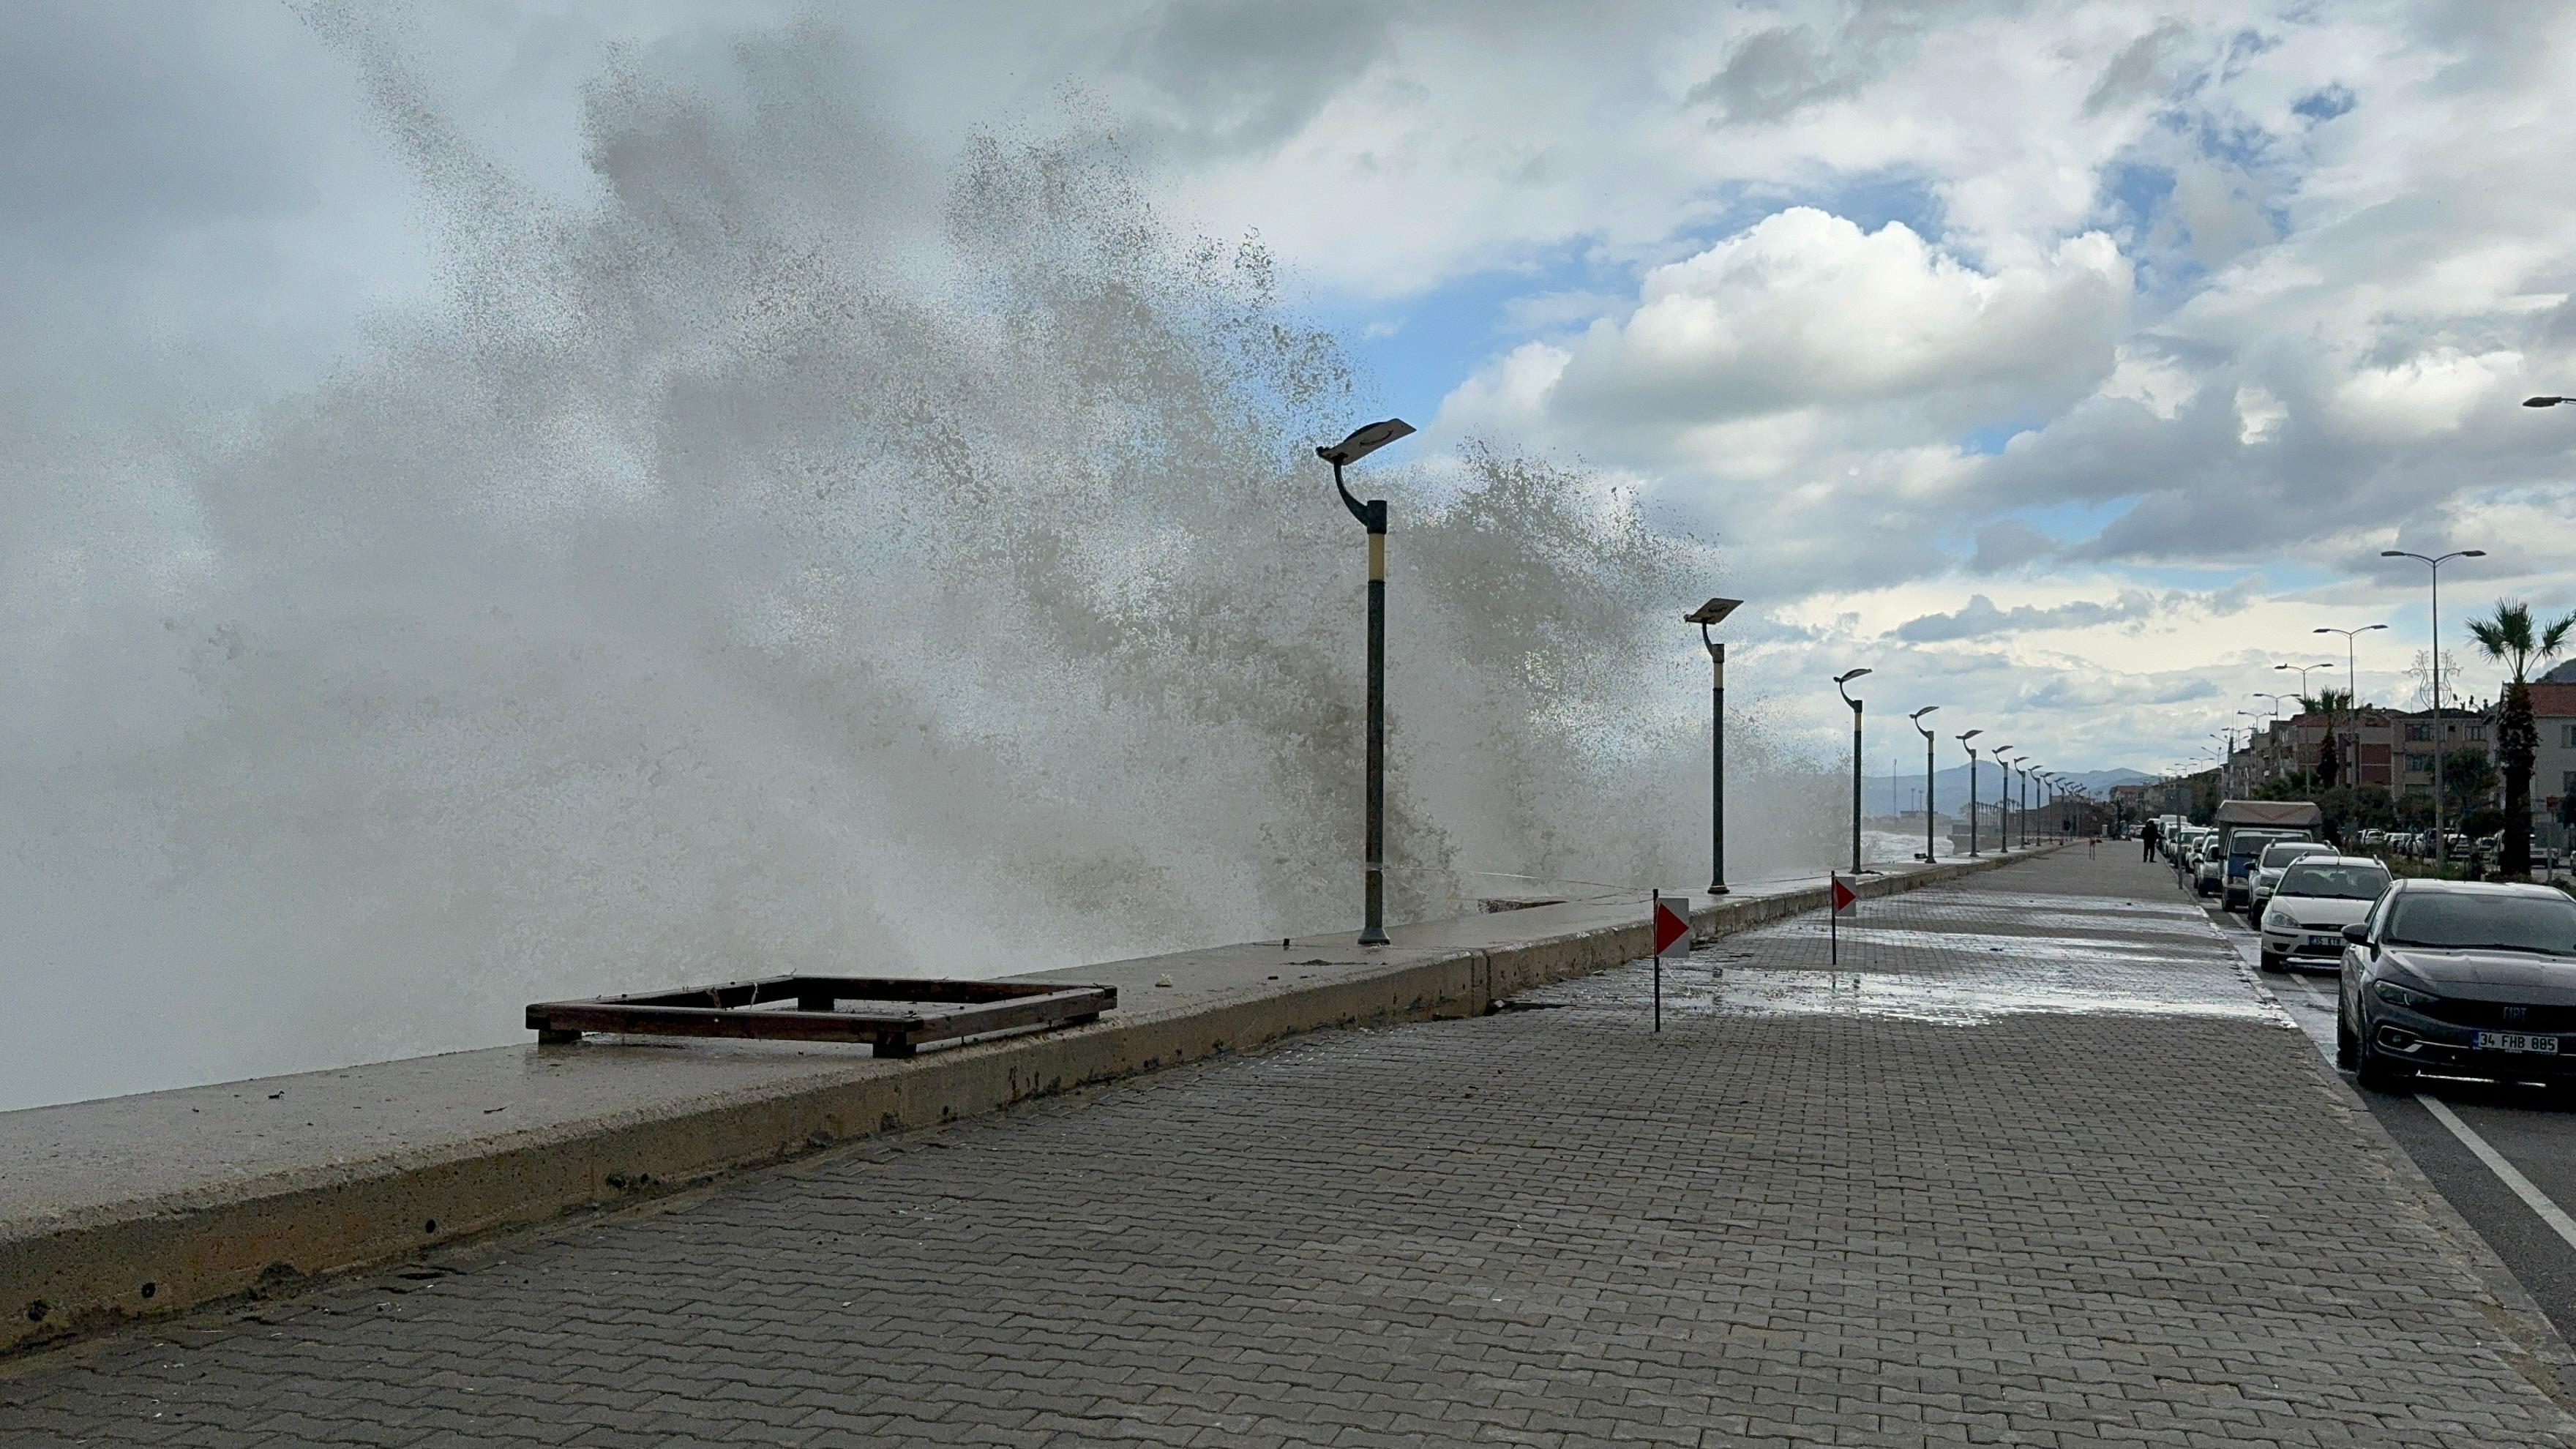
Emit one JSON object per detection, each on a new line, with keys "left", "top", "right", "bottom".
{"left": 2340, "top": 923, "right": 2370, "bottom": 946}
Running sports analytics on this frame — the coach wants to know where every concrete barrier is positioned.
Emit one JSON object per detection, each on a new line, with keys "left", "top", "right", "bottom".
{"left": 0, "top": 847, "right": 2048, "bottom": 1355}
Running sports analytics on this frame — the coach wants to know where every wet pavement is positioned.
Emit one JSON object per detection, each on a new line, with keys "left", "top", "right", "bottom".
{"left": 4, "top": 847, "right": 2572, "bottom": 1446}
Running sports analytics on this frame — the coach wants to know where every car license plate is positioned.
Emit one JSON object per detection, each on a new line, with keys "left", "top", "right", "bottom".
{"left": 2476, "top": 1032, "right": 2560, "bottom": 1055}
{"left": 2307, "top": 935, "right": 2340, "bottom": 949}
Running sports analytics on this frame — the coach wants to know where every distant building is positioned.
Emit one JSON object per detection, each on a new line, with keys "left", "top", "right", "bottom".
{"left": 2389, "top": 703, "right": 2493, "bottom": 806}
{"left": 2270, "top": 708, "right": 2397, "bottom": 788}
{"left": 2530, "top": 681, "right": 2576, "bottom": 843}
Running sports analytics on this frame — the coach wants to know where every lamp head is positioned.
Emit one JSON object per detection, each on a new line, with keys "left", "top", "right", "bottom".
{"left": 1910, "top": 705, "right": 1939, "bottom": 720}
{"left": 1315, "top": 418, "right": 1415, "bottom": 467}
{"left": 1959, "top": 728, "right": 1982, "bottom": 742}
{"left": 1684, "top": 597, "right": 1742, "bottom": 626}
{"left": 2463, "top": 549, "right": 2487, "bottom": 557}
{"left": 2526, "top": 396, "right": 2566, "bottom": 408}
{"left": 1835, "top": 667, "right": 1871, "bottom": 685}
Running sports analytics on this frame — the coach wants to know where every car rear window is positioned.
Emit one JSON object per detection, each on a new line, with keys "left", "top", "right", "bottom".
{"left": 2385, "top": 892, "right": 2576, "bottom": 955}
{"left": 2276, "top": 863, "right": 2389, "bottom": 900}
{"left": 2259, "top": 842, "right": 2329, "bottom": 869}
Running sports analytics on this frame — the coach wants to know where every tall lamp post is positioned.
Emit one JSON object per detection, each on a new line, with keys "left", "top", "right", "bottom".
{"left": 1991, "top": 747, "right": 2015, "bottom": 852}
{"left": 2382, "top": 547, "right": 2487, "bottom": 867}
{"left": 1686, "top": 598, "right": 1743, "bottom": 895}
{"left": 1836, "top": 669, "right": 1873, "bottom": 874}
{"left": 2016, "top": 760, "right": 2034, "bottom": 847}
{"left": 2275, "top": 661, "right": 2334, "bottom": 705}
{"left": 1958, "top": 729, "right": 1984, "bottom": 855}
{"left": 1909, "top": 706, "right": 1940, "bottom": 861}
{"left": 1318, "top": 418, "right": 1415, "bottom": 946}
{"left": 2250, "top": 692, "right": 2294, "bottom": 784}
{"left": 2315, "top": 622, "right": 2389, "bottom": 788}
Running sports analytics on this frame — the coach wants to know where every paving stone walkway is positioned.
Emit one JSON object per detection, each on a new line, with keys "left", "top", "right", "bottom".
{"left": 6, "top": 850, "right": 2572, "bottom": 1446}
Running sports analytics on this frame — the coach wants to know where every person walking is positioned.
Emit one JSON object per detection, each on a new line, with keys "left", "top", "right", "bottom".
{"left": 2141, "top": 819, "right": 2160, "bottom": 863}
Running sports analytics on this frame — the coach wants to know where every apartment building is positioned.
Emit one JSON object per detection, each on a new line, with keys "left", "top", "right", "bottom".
{"left": 2390, "top": 703, "right": 2493, "bottom": 804}
{"left": 2270, "top": 708, "right": 2395, "bottom": 787}
{"left": 2531, "top": 678, "right": 2576, "bottom": 830}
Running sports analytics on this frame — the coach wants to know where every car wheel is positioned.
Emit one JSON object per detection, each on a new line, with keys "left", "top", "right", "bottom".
{"left": 2258, "top": 948, "right": 2285, "bottom": 974}
{"left": 2335, "top": 1009, "right": 2356, "bottom": 1070}
{"left": 2355, "top": 1027, "right": 2413, "bottom": 1094}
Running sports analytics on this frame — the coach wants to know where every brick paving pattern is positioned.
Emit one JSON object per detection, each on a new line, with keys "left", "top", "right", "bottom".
{"left": 5, "top": 849, "right": 2572, "bottom": 1446}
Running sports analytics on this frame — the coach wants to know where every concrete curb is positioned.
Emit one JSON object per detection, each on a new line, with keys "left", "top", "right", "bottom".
{"left": 1, "top": 847, "right": 2048, "bottom": 1356}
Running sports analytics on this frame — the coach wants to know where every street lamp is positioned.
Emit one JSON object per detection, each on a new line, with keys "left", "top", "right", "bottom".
{"left": 2525, "top": 396, "right": 2570, "bottom": 407}
{"left": 1685, "top": 597, "right": 1742, "bottom": 895}
{"left": 2383, "top": 547, "right": 2487, "bottom": 867}
{"left": 2315, "top": 622, "right": 2389, "bottom": 787}
{"left": 1990, "top": 746, "right": 2014, "bottom": 852}
{"left": 1835, "top": 669, "right": 1872, "bottom": 874}
{"left": 1909, "top": 706, "right": 1940, "bottom": 862}
{"left": 2274, "top": 661, "right": 2335, "bottom": 705}
{"left": 1317, "top": 417, "right": 1415, "bottom": 946}
{"left": 1958, "top": 729, "right": 1984, "bottom": 856}
{"left": 2015, "top": 760, "right": 2035, "bottom": 847}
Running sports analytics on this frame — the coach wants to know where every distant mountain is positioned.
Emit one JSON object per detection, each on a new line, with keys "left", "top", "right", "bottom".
{"left": 1858, "top": 765, "right": 2155, "bottom": 818}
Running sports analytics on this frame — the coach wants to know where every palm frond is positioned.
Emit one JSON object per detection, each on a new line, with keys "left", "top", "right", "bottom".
{"left": 2541, "top": 610, "right": 2576, "bottom": 662}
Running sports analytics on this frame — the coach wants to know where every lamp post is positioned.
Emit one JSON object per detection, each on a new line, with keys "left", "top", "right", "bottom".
{"left": 2315, "top": 622, "right": 2389, "bottom": 788}
{"left": 1836, "top": 669, "right": 1872, "bottom": 874}
{"left": 2382, "top": 547, "right": 2487, "bottom": 868}
{"left": 1958, "top": 730, "right": 1984, "bottom": 856}
{"left": 2250, "top": 692, "right": 2293, "bottom": 783}
{"left": 1317, "top": 418, "right": 1415, "bottom": 946}
{"left": 1991, "top": 747, "right": 2014, "bottom": 852}
{"left": 1909, "top": 706, "right": 1940, "bottom": 861}
{"left": 1686, "top": 598, "right": 1742, "bottom": 895}
{"left": 2015, "top": 760, "right": 2034, "bottom": 847}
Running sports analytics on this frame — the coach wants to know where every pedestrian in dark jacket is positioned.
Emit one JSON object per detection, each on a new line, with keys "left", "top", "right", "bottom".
{"left": 2141, "top": 820, "right": 2160, "bottom": 862}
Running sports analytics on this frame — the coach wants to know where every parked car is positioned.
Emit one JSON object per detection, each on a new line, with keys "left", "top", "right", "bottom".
{"left": 2259, "top": 856, "right": 2392, "bottom": 972}
{"left": 2337, "top": 879, "right": 2576, "bottom": 1090}
{"left": 2249, "top": 839, "right": 2337, "bottom": 919}
{"left": 2222, "top": 827, "right": 2312, "bottom": 911}
{"left": 2357, "top": 828, "right": 2386, "bottom": 850}
{"left": 2194, "top": 847, "right": 2222, "bottom": 896}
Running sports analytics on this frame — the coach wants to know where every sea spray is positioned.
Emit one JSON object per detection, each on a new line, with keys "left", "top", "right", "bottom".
{"left": 0, "top": 22, "right": 1842, "bottom": 1109}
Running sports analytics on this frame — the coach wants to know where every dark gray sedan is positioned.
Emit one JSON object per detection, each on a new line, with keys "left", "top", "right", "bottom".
{"left": 2337, "top": 878, "right": 2576, "bottom": 1091}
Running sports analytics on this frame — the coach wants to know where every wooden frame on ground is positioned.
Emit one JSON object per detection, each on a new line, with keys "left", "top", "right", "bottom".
{"left": 525, "top": 976, "right": 1117, "bottom": 1057}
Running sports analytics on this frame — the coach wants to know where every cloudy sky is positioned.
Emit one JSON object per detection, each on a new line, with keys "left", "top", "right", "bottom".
{"left": 12, "top": 0, "right": 2576, "bottom": 776}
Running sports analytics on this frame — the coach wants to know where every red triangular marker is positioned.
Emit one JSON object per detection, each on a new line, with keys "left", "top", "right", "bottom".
{"left": 1830, "top": 876, "right": 1857, "bottom": 913}
{"left": 1652, "top": 896, "right": 1692, "bottom": 957}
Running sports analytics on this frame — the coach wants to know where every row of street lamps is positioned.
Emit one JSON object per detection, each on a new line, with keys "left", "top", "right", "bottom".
{"left": 1321, "top": 417, "right": 2092, "bottom": 949}
{"left": 2215, "top": 550, "right": 2486, "bottom": 866}
{"left": 1822, "top": 665, "right": 2081, "bottom": 882}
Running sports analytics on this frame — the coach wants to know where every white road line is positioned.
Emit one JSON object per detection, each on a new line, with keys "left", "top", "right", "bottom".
{"left": 2417, "top": 1093, "right": 2576, "bottom": 1254}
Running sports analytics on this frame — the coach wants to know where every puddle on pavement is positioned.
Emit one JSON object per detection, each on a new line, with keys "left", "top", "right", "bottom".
{"left": 1513, "top": 879, "right": 2290, "bottom": 1027}
{"left": 1650, "top": 965, "right": 2289, "bottom": 1027}
{"left": 1748, "top": 923, "right": 2216, "bottom": 964}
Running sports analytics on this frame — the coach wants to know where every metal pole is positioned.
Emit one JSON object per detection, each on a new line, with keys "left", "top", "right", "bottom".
{"left": 2433, "top": 563, "right": 2444, "bottom": 868}
{"left": 1851, "top": 700, "right": 1864, "bottom": 875}
{"left": 1336, "top": 459, "right": 1392, "bottom": 948}
{"left": 1651, "top": 888, "right": 1662, "bottom": 1033}
{"left": 1925, "top": 729, "right": 1936, "bottom": 861}
{"left": 1966, "top": 746, "right": 1979, "bottom": 856}
{"left": 1708, "top": 637, "right": 1728, "bottom": 894}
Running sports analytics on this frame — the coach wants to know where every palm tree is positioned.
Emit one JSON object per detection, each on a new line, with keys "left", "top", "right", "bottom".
{"left": 2468, "top": 599, "right": 2576, "bottom": 878}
